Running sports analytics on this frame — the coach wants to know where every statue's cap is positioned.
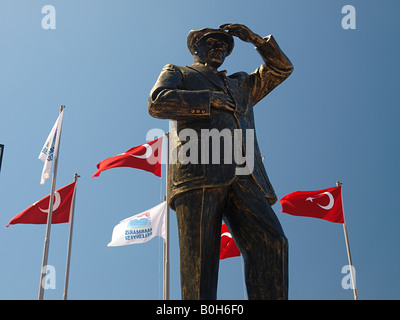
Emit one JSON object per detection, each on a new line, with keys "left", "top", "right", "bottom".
{"left": 187, "top": 28, "right": 234, "bottom": 56}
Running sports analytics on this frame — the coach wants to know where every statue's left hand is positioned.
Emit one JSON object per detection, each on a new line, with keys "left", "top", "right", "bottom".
{"left": 219, "top": 23, "right": 264, "bottom": 47}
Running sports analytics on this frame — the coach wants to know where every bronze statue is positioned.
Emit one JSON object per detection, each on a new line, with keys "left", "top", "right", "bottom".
{"left": 148, "top": 24, "right": 293, "bottom": 299}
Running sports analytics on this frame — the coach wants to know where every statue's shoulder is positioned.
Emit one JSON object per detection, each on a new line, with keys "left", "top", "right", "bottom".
{"left": 229, "top": 71, "right": 249, "bottom": 81}
{"left": 161, "top": 64, "right": 182, "bottom": 71}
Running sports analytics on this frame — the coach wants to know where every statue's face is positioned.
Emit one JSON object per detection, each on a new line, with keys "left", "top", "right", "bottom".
{"left": 195, "top": 36, "right": 229, "bottom": 69}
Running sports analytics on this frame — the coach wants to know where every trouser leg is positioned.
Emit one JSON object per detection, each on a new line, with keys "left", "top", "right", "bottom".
{"left": 223, "top": 178, "right": 288, "bottom": 300}
{"left": 173, "top": 187, "right": 228, "bottom": 300}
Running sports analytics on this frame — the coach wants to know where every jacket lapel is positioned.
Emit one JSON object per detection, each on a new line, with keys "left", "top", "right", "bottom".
{"left": 187, "top": 64, "right": 228, "bottom": 94}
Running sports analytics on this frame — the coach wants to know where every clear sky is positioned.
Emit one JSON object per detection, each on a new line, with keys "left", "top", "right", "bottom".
{"left": 0, "top": 0, "right": 399, "bottom": 300}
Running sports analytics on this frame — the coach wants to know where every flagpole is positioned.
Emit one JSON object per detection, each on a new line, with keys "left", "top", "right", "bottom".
{"left": 337, "top": 181, "right": 359, "bottom": 300}
{"left": 163, "top": 131, "right": 170, "bottom": 300}
{"left": 63, "top": 173, "right": 80, "bottom": 300}
{"left": 38, "top": 105, "right": 65, "bottom": 300}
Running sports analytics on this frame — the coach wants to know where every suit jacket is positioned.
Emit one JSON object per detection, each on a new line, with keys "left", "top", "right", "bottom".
{"left": 148, "top": 35, "right": 293, "bottom": 210}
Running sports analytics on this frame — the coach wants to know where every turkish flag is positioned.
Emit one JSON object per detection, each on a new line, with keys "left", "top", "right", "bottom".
{"left": 7, "top": 181, "right": 76, "bottom": 227}
{"left": 92, "top": 137, "right": 163, "bottom": 178}
{"left": 280, "top": 186, "right": 344, "bottom": 223}
{"left": 220, "top": 224, "right": 241, "bottom": 260}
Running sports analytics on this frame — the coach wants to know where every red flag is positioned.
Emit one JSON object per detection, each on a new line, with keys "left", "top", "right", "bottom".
{"left": 7, "top": 181, "right": 76, "bottom": 227}
{"left": 280, "top": 186, "right": 344, "bottom": 223}
{"left": 92, "top": 137, "right": 163, "bottom": 178}
{"left": 220, "top": 224, "right": 241, "bottom": 260}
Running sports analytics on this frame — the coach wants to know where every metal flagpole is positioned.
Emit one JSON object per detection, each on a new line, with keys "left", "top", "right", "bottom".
{"left": 38, "top": 105, "right": 65, "bottom": 300}
{"left": 337, "top": 181, "right": 359, "bottom": 300}
{"left": 63, "top": 173, "right": 80, "bottom": 300}
{"left": 163, "top": 131, "right": 170, "bottom": 300}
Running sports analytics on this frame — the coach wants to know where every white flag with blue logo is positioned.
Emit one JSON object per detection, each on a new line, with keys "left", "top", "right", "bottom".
{"left": 38, "top": 110, "right": 64, "bottom": 185}
{"left": 108, "top": 201, "right": 167, "bottom": 247}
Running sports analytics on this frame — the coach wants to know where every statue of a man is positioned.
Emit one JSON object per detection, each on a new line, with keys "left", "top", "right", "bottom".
{"left": 148, "top": 24, "right": 293, "bottom": 299}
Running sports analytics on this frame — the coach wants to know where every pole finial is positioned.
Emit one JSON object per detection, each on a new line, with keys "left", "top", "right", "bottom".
{"left": 336, "top": 181, "right": 343, "bottom": 187}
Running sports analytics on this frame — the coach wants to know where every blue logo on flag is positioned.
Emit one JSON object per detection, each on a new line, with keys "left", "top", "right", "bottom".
{"left": 124, "top": 212, "right": 153, "bottom": 240}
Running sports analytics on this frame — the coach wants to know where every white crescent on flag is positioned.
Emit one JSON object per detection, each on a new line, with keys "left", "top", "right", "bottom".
{"left": 92, "top": 136, "right": 163, "bottom": 178}
{"left": 316, "top": 192, "right": 334, "bottom": 210}
{"left": 221, "top": 232, "right": 233, "bottom": 238}
{"left": 220, "top": 224, "right": 241, "bottom": 260}
{"left": 129, "top": 144, "right": 152, "bottom": 159}
{"left": 39, "top": 191, "right": 61, "bottom": 213}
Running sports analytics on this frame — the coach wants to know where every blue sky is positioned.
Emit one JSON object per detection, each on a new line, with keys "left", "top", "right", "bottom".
{"left": 0, "top": 0, "right": 399, "bottom": 300}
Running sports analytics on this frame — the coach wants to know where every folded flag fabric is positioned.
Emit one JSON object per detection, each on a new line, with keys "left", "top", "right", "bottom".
{"left": 7, "top": 181, "right": 76, "bottom": 227}
{"left": 39, "top": 110, "right": 64, "bottom": 185}
{"left": 280, "top": 186, "right": 344, "bottom": 223}
{"left": 107, "top": 201, "right": 167, "bottom": 247}
{"left": 92, "top": 136, "right": 163, "bottom": 178}
{"left": 220, "top": 224, "right": 241, "bottom": 260}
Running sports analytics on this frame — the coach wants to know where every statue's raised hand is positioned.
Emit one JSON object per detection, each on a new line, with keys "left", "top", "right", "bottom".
{"left": 219, "top": 23, "right": 264, "bottom": 47}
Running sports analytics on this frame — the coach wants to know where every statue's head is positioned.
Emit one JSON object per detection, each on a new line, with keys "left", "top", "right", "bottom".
{"left": 187, "top": 28, "right": 234, "bottom": 69}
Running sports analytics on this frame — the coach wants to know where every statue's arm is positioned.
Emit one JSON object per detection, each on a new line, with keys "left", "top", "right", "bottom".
{"left": 219, "top": 24, "right": 293, "bottom": 106}
{"left": 250, "top": 35, "right": 294, "bottom": 105}
{"left": 148, "top": 64, "right": 211, "bottom": 120}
